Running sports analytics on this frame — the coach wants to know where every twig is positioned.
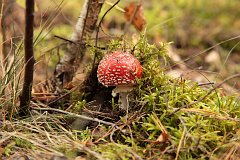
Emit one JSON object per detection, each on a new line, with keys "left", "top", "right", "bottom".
{"left": 110, "top": 127, "right": 117, "bottom": 143}
{"left": 198, "top": 82, "right": 215, "bottom": 86}
{"left": 54, "top": 35, "right": 76, "bottom": 44}
{"left": 54, "top": 35, "right": 106, "bottom": 50}
{"left": 47, "top": 85, "right": 80, "bottom": 105}
{"left": 94, "top": 120, "right": 124, "bottom": 144}
{"left": 31, "top": 107, "right": 115, "bottom": 126}
{"left": 170, "top": 73, "right": 240, "bottom": 115}
{"left": 0, "top": 135, "right": 11, "bottom": 145}
{"left": 19, "top": 0, "right": 35, "bottom": 117}
{"left": 92, "top": 0, "right": 120, "bottom": 72}
{"left": 105, "top": 1, "right": 125, "bottom": 12}
{"left": 223, "top": 41, "right": 240, "bottom": 65}
{"left": 125, "top": 147, "right": 143, "bottom": 160}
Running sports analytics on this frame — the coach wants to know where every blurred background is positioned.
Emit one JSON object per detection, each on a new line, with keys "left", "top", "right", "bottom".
{"left": 1, "top": 0, "right": 240, "bottom": 94}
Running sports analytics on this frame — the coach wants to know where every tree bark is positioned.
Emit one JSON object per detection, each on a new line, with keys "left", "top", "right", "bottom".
{"left": 54, "top": 0, "right": 104, "bottom": 89}
{"left": 19, "top": 0, "right": 35, "bottom": 117}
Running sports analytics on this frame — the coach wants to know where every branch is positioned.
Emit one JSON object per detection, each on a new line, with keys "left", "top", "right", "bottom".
{"left": 19, "top": 0, "right": 35, "bottom": 117}
{"left": 92, "top": 0, "right": 120, "bottom": 70}
{"left": 31, "top": 107, "right": 115, "bottom": 126}
{"left": 54, "top": 0, "right": 105, "bottom": 89}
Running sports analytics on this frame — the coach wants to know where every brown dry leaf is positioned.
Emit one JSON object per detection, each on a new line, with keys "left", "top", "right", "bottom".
{"left": 157, "top": 132, "right": 168, "bottom": 143}
{"left": 124, "top": 2, "right": 146, "bottom": 31}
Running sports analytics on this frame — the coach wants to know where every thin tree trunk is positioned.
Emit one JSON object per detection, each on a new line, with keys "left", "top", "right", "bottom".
{"left": 54, "top": 0, "right": 104, "bottom": 90}
{"left": 19, "top": 0, "right": 35, "bottom": 117}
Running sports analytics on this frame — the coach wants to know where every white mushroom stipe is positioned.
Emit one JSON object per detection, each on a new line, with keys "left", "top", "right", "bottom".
{"left": 119, "top": 92, "right": 129, "bottom": 111}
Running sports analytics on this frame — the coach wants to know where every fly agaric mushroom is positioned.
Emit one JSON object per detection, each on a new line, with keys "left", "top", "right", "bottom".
{"left": 97, "top": 51, "right": 142, "bottom": 111}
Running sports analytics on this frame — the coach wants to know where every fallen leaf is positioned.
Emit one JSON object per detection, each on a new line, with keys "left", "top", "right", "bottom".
{"left": 124, "top": 2, "right": 146, "bottom": 31}
{"left": 157, "top": 132, "right": 168, "bottom": 143}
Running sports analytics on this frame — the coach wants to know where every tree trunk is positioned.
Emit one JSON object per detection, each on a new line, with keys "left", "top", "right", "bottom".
{"left": 54, "top": 0, "right": 104, "bottom": 90}
{"left": 19, "top": 0, "right": 35, "bottom": 117}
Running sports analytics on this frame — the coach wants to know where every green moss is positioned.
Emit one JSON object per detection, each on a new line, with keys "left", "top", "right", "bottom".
{"left": 94, "top": 143, "right": 142, "bottom": 160}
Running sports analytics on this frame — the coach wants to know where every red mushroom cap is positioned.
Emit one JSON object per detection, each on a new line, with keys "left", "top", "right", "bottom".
{"left": 97, "top": 51, "right": 142, "bottom": 87}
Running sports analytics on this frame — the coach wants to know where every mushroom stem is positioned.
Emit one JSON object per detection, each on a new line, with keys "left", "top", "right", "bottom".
{"left": 112, "top": 85, "right": 133, "bottom": 112}
{"left": 119, "top": 92, "right": 129, "bottom": 111}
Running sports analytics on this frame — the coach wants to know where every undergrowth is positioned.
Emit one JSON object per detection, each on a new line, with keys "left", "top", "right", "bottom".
{"left": 0, "top": 37, "right": 240, "bottom": 160}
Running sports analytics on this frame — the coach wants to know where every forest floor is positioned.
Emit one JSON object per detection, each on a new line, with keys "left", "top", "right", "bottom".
{"left": 0, "top": 0, "right": 240, "bottom": 159}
